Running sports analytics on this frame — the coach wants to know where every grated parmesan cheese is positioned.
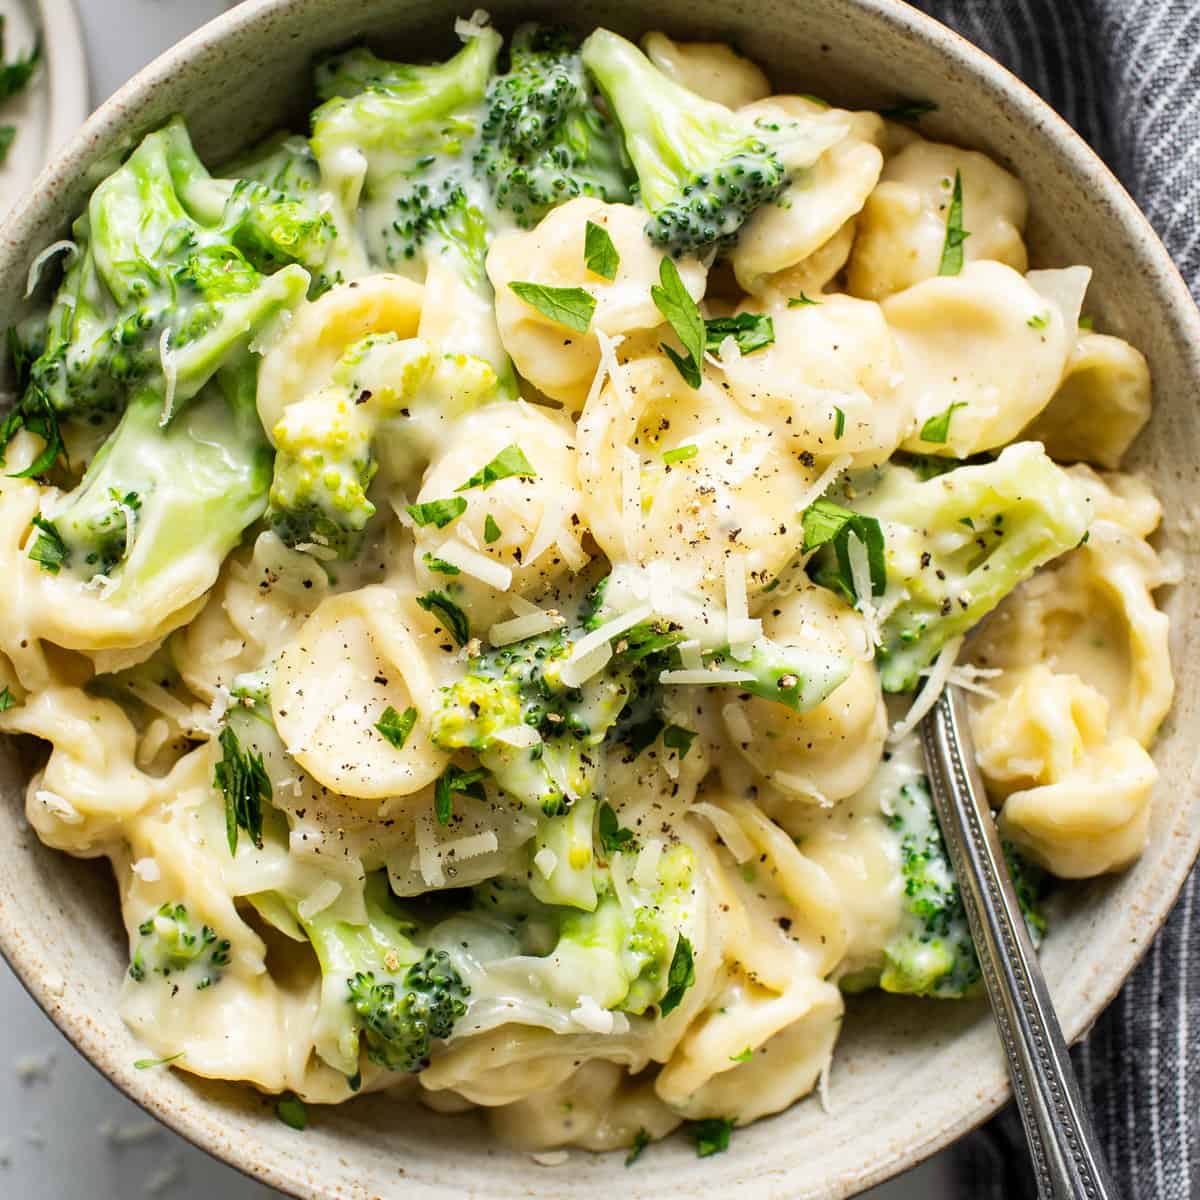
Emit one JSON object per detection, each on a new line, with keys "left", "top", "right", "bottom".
{"left": 677, "top": 639, "right": 703, "bottom": 671}
{"left": 723, "top": 554, "right": 762, "bottom": 652}
{"left": 660, "top": 667, "right": 754, "bottom": 686}
{"left": 846, "top": 533, "right": 880, "bottom": 653}
{"left": 559, "top": 604, "right": 651, "bottom": 686}
{"left": 794, "top": 453, "right": 852, "bottom": 515}
{"left": 570, "top": 995, "right": 616, "bottom": 1035}
{"left": 493, "top": 723, "right": 541, "bottom": 749}
{"left": 609, "top": 851, "right": 635, "bottom": 918}
{"left": 454, "top": 8, "right": 491, "bottom": 40}
{"left": 691, "top": 801, "right": 755, "bottom": 863}
{"left": 434, "top": 538, "right": 513, "bottom": 591}
{"left": 33, "top": 789, "right": 83, "bottom": 826}
{"left": 633, "top": 838, "right": 664, "bottom": 888}
{"left": 132, "top": 857, "right": 161, "bottom": 883}
{"left": 889, "top": 635, "right": 964, "bottom": 742}
{"left": 488, "top": 608, "right": 564, "bottom": 647}
{"left": 297, "top": 879, "right": 343, "bottom": 921}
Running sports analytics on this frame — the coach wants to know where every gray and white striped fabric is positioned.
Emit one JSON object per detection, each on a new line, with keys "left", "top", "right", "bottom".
{"left": 910, "top": 2, "right": 1200, "bottom": 1195}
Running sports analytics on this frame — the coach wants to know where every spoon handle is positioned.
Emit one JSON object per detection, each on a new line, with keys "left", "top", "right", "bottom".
{"left": 920, "top": 685, "right": 1122, "bottom": 1200}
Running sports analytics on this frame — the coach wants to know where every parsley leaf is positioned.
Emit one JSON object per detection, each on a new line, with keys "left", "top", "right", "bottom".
{"left": 376, "top": 705, "right": 417, "bottom": 750}
{"left": 659, "top": 934, "right": 696, "bottom": 1016}
{"left": 483, "top": 513, "right": 502, "bottom": 544}
{"left": 802, "top": 498, "right": 887, "bottom": 601}
{"left": 651, "top": 256, "right": 705, "bottom": 388}
{"left": 919, "top": 401, "right": 966, "bottom": 445}
{"left": 275, "top": 1093, "right": 308, "bottom": 1131}
{"left": 422, "top": 552, "right": 461, "bottom": 576}
{"left": 625, "top": 1127, "right": 651, "bottom": 1167}
{"left": 509, "top": 281, "right": 596, "bottom": 333}
{"left": 729, "top": 1047, "right": 753, "bottom": 1063}
{"left": 597, "top": 801, "right": 636, "bottom": 855}
{"left": 0, "top": 31, "right": 40, "bottom": 104}
{"left": 663, "top": 724, "right": 696, "bottom": 759}
{"left": 584, "top": 220, "right": 620, "bottom": 280}
{"left": 787, "top": 292, "right": 821, "bottom": 307}
{"left": 134, "top": 1053, "right": 184, "bottom": 1070}
{"left": 623, "top": 714, "right": 664, "bottom": 756}
{"left": 416, "top": 590, "right": 470, "bottom": 646}
{"left": 434, "top": 764, "right": 490, "bottom": 825}
{"left": 937, "top": 169, "right": 969, "bottom": 276}
{"left": 456, "top": 443, "right": 537, "bottom": 492}
{"left": 213, "top": 724, "right": 271, "bottom": 856}
{"left": 878, "top": 98, "right": 938, "bottom": 123}
{"left": 406, "top": 496, "right": 466, "bottom": 529}
{"left": 663, "top": 444, "right": 698, "bottom": 465}
{"left": 28, "top": 515, "right": 68, "bottom": 573}
{"left": 0, "top": 686, "right": 14, "bottom": 712}
{"left": 704, "top": 313, "right": 774, "bottom": 356}
{"left": 1078, "top": 314, "right": 1095, "bottom": 331}
{"left": 686, "top": 1117, "right": 734, "bottom": 1157}
{"left": 0, "top": 125, "right": 14, "bottom": 167}
{"left": 1027, "top": 311, "right": 1049, "bottom": 330}
{"left": 833, "top": 406, "right": 846, "bottom": 439}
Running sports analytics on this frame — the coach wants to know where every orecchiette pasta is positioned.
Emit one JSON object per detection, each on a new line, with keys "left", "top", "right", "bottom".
{"left": 847, "top": 138, "right": 1029, "bottom": 300}
{"left": 641, "top": 33, "right": 771, "bottom": 109}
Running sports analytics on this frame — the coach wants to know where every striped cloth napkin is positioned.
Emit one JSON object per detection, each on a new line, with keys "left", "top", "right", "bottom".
{"left": 910, "top": 2, "right": 1200, "bottom": 1195}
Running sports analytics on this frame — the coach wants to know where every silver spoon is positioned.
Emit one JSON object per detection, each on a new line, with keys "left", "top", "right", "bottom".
{"left": 920, "top": 684, "right": 1121, "bottom": 1200}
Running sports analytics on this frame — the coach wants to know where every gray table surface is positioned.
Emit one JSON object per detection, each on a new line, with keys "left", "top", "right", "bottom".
{"left": 0, "top": 2, "right": 961, "bottom": 1195}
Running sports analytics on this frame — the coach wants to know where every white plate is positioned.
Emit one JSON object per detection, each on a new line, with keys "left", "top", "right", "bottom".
{"left": 0, "top": 0, "right": 87, "bottom": 215}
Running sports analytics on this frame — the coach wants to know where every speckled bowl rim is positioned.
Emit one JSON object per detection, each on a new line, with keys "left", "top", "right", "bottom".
{"left": 0, "top": 1, "right": 1197, "bottom": 1197}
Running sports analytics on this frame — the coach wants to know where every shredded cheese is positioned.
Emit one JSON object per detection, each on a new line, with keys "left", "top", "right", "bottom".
{"left": 721, "top": 701, "right": 754, "bottom": 747}
{"left": 24, "top": 240, "right": 77, "bottom": 300}
{"left": 677, "top": 639, "right": 703, "bottom": 671}
{"left": 493, "top": 723, "right": 541, "bottom": 749}
{"left": 454, "top": 8, "right": 491, "bottom": 39}
{"left": 34, "top": 789, "right": 83, "bottom": 826}
{"left": 846, "top": 532, "right": 880, "bottom": 652}
{"left": 297, "top": 879, "right": 342, "bottom": 921}
{"left": 131, "top": 857, "right": 161, "bottom": 883}
{"left": 488, "top": 608, "right": 564, "bottom": 647}
{"left": 559, "top": 604, "right": 651, "bottom": 687}
{"left": 660, "top": 667, "right": 754, "bottom": 686}
{"left": 724, "top": 554, "right": 762, "bottom": 652}
{"left": 794, "top": 453, "right": 852, "bottom": 515}
{"left": 691, "top": 802, "right": 755, "bottom": 863}
{"left": 889, "top": 635, "right": 964, "bottom": 742}
{"left": 525, "top": 494, "right": 567, "bottom": 567}
{"left": 414, "top": 814, "right": 445, "bottom": 888}
{"left": 633, "top": 838, "right": 664, "bottom": 889}
{"left": 435, "top": 538, "right": 513, "bottom": 591}
{"left": 570, "top": 995, "right": 616, "bottom": 1035}
{"left": 772, "top": 771, "right": 830, "bottom": 805}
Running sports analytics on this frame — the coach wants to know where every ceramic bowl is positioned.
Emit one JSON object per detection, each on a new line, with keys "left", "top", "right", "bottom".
{"left": 0, "top": 1, "right": 1197, "bottom": 1197}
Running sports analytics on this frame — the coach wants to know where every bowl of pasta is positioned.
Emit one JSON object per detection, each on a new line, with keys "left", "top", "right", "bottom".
{"left": 0, "top": 0, "right": 1195, "bottom": 1196}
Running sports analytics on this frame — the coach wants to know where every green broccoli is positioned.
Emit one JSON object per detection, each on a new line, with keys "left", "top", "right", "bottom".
{"left": 128, "top": 902, "right": 232, "bottom": 991}
{"left": 851, "top": 774, "right": 1046, "bottom": 999}
{"left": 289, "top": 873, "right": 470, "bottom": 1077}
{"left": 810, "top": 443, "right": 1093, "bottom": 692}
{"left": 12, "top": 117, "right": 310, "bottom": 449}
{"left": 29, "top": 359, "right": 271, "bottom": 592}
{"left": 266, "top": 332, "right": 498, "bottom": 558}
{"left": 310, "top": 31, "right": 517, "bottom": 392}
{"left": 474, "top": 24, "right": 632, "bottom": 227}
{"left": 580, "top": 29, "right": 792, "bottom": 255}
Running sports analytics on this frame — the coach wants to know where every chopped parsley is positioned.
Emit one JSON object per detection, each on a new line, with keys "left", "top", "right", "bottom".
{"left": 651, "top": 256, "right": 705, "bottom": 388}
{"left": 508, "top": 281, "right": 596, "bottom": 333}
{"left": 0, "top": 685, "right": 14, "bottom": 712}
{"left": 0, "top": 29, "right": 41, "bottom": 104}
{"left": 919, "top": 401, "right": 966, "bottom": 445}
{"left": 686, "top": 1117, "right": 735, "bottom": 1157}
{"left": 623, "top": 714, "right": 664, "bottom": 756}
{"left": 134, "top": 1053, "right": 184, "bottom": 1070}
{"left": 456, "top": 444, "right": 537, "bottom": 492}
{"left": 833, "top": 406, "right": 846, "bottom": 439}
{"left": 704, "top": 313, "right": 774, "bottom": 356}
{"left": 0, "top": 125, "right": 14, "bottom": 166}
{"left": 658, "top": 934, "right": 696, "bottom": 1016}
{"left": 802, "top": 498, "right": 887, "bottom": 601}
{"left": 28, "top": 515, "right": 68, "bottom": 573}
{"left": 213, "top": 724, "right": 271, "bottom": 856}
{"left": 663, "top": 443, "right": 698, "bottom": 466}
{"left": 1078, "top": 314, "right": 1094, "bottom": 331}
{"left": 1027, "top": 311, "right": 1049, "bottom": 330}
{"left": 597, "top": 801, "right": 636, "bottom": 855}
{"left": 625, "top": 1127, "right": 651, "bottom": 1167}
{"left": 878, "top": 98, "right": 938, "bottom": 123}
{"left": 434, "top": 764, "right": 490, "bottom": 825}
{"left": 663, "top": 724, "right": 696, "bottom": 759}
{"left": 584, "top": 219, "right": 620, "bottom": 280}
{"left": 483, "top": 513, "right": 502, "bottom": 544}
{"left": 937, "top": 169, "right": 969, "bottom": 276}
{"left": 787, "top": 292, "right": 821, "bottom": 307}
{"left": 416, "top": 590, "right": 470, "bottom": 646}
{"left": 406, "top": 496, "right": 467, "bottom": 529}
{"left": 729, "top": 1047, "right": 753, "bottom": 1063}
{"left": 376, "top": 705, "right": 417, "bottom": 750}
{"left": 275, "top": 1093, "right": 308, "bottom": 1131}
{"left": 422, "top": 552, "right": 461, "bottom": 575}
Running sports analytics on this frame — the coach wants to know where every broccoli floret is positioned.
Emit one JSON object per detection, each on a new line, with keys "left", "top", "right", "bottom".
{"left": 704, "top": 638, "right": 853, "bottom": 712}
{"left": 874, "top": 775, "right": 1046, "bottom": 999}
{"left": 310, "top": 31, "right": 517, "bottom": 392}
{"left": 32, "top": 358, "right": 271, "bottom": 593}
{"left": 580, "top": 28, "right": 789, "bottom": 255}
{"left": 128, "top": 902, "right": 232, "bottom": 991}
{"left": 292, "top": 873, "right": 469, "bottom": 1077}
{"left": 266, "top": 332, "right": 498, "bottom": 558}
{"left": 474, "top": 24, "right": 632, "bottom": 227}
{"left": 812, "top": 443, "right": 1093, "bottom": 692}
{"left": 12, "top": 117, "right": 309, "bottom": 446}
